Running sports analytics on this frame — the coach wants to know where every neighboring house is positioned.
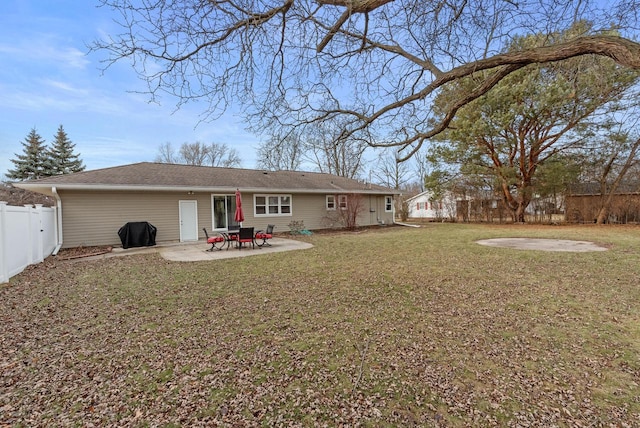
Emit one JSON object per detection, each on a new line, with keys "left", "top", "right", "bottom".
{"left": 406, "top": 190, "right": 457, "bottom": 221}
{"left": 14, "top": 162, "right": 399, "bottom": 248}
{"left": 527, "top": 193, "right": 565, "bottom": 222}
{"left": 565, "top": 182, "right": 640, "bottom": 223}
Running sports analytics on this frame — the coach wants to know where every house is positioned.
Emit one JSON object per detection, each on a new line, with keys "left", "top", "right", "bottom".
{"left": 406, "top": 190, "right": 457, "bottom": 221}
{"left": 14, "top": 162, "right": 399, "bottom": 249}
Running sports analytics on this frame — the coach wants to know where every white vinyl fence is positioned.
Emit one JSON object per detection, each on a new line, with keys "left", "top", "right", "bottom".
{"left": 0, "top": 202, "right": 58, "bottom": 283}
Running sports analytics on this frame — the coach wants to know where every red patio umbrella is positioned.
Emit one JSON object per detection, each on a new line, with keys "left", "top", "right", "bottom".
{"left": 234, "top": 188, "right": 245, "bottom": 224}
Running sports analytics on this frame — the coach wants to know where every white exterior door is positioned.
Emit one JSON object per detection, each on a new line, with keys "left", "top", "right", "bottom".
{"left": 179, "top": 200, "right": 198, "bottom": 242}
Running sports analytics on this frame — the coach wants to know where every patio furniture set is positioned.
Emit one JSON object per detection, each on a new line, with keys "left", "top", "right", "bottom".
{"left": 203, "top": 225, "right": 274, "bottom": 251}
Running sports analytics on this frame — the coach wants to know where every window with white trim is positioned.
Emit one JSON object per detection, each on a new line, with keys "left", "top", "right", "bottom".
{"left": 385, "top": 196, "right": 393, "bottom": 212}
{"left": 254, "top": 194, "right": 292, "bottom": 216}
{"left": 338, "top": 195, "right": 348, "bottom": 210}
{"left": 326, "top": 195, "right": 336, "bottom": 210}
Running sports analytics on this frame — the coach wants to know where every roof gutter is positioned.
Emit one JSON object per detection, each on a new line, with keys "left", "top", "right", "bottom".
{"left": 17, "top": 183, "right": 401, "bottom": 195}
{"left": 51, "top": 187, "right": 63, "bottom": 255}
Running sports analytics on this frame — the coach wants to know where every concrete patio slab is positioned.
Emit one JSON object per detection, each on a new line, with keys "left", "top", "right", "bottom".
{"left": 106, "top": 237, "right": 314, "bottom": 261}
{"left": 476, "top": 238, "right": 608, "bottom": 252}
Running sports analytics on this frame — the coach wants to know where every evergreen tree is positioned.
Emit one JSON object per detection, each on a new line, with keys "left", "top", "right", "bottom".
{"left": 430, "top": 24, "right": 639, "bottom": 222}
{"left": 6, "top": 128, "right": 48, "bottom": 181}
{"left": 47, "top": 125, "right": 85, "bottom": 175}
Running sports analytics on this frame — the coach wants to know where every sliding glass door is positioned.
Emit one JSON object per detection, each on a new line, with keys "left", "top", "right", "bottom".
{"left": 212, "top": 195, "right": 239, "bottom": 230}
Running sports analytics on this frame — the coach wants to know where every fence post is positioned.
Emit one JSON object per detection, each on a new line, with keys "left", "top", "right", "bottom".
{"left": 34, "top": 204, "right": 44, "bottom": 263}
{"left": 25, "top": 204, "right": 34, "bottom": 265}
{"left": 0, "top": 202, "right": 7, "bottom": 283}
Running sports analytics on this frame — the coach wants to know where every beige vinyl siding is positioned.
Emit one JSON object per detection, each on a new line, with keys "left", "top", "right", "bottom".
{"left": 283, "top": 193, "right": 325, "bottom": 230}
{"left": 237, "top": 193, "right": 313, "bottom": 233}
{"left": 59, "top": 190, "right": 212, "bottom": 248}
{"left": 245, "top": 193, "right": 394, "bottom": 232}
{"left": 360, "top": 194, "right": 394, "bottom": 226}
{"left": 58, "top": 190, "right": 394, "bottom": 248}
{"left": 366, "top": 194, "right": 394, "bottom": 225}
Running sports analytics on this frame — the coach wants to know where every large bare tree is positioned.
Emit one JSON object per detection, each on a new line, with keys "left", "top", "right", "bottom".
{"left": 255, "top": 132, "right": 305, "bottom": 171}
{"left": 578, "top": 110, "right": 640, "bottom": 224}
{"left": 371, "top": 148, "right": 412, "bottom": 190}
{"left": 155, "top": 141, "right": 241, "bottom": 167}
{"left": 95, "top": 0, "right": 640, "bottom": 161}
{"left": 256, "top": 117, "right": 369, "bottom": 176}
{"left": 305, "top": 117, "right": 369, "bottom": 178}
{"left": 594, "top": 135, "right": 640, "bottom": 224}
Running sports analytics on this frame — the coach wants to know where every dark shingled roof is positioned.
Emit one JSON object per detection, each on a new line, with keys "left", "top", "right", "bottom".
{"left": 567, "top": 182, "right": 640, "bottom": 196}
{"left": 15, "top": 162, "right": 397, "bottom": 195}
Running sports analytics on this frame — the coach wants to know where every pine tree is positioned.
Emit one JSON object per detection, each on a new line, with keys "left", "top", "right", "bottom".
{"left": 6, "top": 128, "right": 48, "bottom": 181}
{"left": 47, "top": 125, "right": 85, "bottom": 175}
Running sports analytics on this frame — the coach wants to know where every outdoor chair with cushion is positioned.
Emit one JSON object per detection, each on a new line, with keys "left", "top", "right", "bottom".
{"left": 222, "top": 228, "right": 240, "bottom": 250}
{"left": 237, "top": 227, "right": 255, "bottom": 250}
{"left": 202, "top": 228, "right": 226, "bottom": 251}
{"left": 255, "top": 224, "right": 275, "bottom": 247}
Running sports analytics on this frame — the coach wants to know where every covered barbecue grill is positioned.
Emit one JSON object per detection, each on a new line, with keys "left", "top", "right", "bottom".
{"left": 117, "top": 221, "right": 157, "bottom": 249}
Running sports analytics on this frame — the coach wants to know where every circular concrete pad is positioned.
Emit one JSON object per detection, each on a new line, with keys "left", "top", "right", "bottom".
{"left": 476, "top": 238, "right": 608, "bottom": 252}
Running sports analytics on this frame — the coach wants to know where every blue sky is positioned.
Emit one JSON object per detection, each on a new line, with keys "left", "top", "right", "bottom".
{"left": 0, "top": 1, "right": 261, "bottom": 179}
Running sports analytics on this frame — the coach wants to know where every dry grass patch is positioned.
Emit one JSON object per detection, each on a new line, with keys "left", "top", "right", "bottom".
{"left": 2, "top": 223, "right": 640, "bottom": 426}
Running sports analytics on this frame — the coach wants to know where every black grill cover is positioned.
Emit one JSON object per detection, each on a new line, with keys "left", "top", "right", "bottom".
{"left": 118, "top": 222, "right": 157, "bottom": 249}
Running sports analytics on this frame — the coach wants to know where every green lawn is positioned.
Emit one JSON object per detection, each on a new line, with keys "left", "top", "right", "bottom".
{"left": 2, "top": 224, "right": 639, "bottom": 426}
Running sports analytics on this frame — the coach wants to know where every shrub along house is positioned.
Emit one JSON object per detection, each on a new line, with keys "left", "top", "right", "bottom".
{"left": 14, "top": 162, "right": 398, "bottom": 249}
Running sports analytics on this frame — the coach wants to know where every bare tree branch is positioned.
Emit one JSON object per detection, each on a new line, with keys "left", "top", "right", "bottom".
{"left": 93, "top": 0, "right": 640, "bottom": 164}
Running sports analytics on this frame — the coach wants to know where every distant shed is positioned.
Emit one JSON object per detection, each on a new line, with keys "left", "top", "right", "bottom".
{"left": 565, "top": 182, "right": 640, "bottom": 223}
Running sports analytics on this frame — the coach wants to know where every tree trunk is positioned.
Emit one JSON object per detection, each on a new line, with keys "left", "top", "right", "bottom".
{"left": 595, "top": 192, "right": 615, "bottom": 224}
{"left": 595, "top": 206, "right": 608, "bottom": 224}
{"left": 594, "top": 138, "right": 640, "bottom": 225}
{"left": 499, "top": 179, "right": 531, "bottom": 223}
{"left": 514, "top": 204, "right": 526, "bottom": 223}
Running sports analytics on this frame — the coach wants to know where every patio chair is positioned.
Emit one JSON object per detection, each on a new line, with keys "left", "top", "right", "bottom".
{"left": 202, "top": 228, "right": 226, "bottom": 251}
{"left": 222, "top": 228, "right": 240, "bottom": 250}
{"left": 255, "top": 224, "right": 275, "bottom": 247}
{"left": 237, "top": 227, "right": 255, "bottom": 250}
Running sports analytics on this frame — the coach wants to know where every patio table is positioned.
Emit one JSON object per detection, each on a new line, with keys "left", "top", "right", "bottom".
{"left": 223, "top": 228, "right": 240, "bottom": 250}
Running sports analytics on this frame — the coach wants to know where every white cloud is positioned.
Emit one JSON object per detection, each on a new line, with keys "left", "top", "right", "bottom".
{"left": 41, "top": 79, "right": 89, "bottom": 94}
{"left": 0, "top": 3, "right": 263, "bottom": 176}
{"left": 0, "top": 38, "right": 89, "bottom": 70}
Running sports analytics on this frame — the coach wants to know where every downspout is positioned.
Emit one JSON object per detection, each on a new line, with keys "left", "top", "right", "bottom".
{"left": 370, "top": 195, "right": 374, "bottom": 225}
{"left": 51, "top": 186, "right": 63, "bottom": 255}
{"left": 393, "top": 194, "right": 398, "bottom": 225}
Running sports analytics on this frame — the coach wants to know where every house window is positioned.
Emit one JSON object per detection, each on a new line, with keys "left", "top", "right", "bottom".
{"left": 326, "top": 195, "right": 336, "bottom": 210}
{"left": 338, "top": 195, "right": 348, "bottom": 210}
{"left": 254, "top": 194, "right": 292, "bottom": 216}
{"left": 385, "top": 196, "right": 393, "bottom": 212}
